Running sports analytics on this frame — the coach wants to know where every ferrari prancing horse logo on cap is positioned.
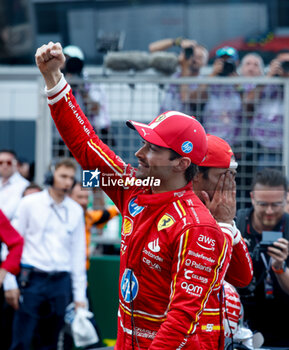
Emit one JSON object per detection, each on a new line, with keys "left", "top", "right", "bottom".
{"left": 155, "top": 114, "right": 166, "bottom": 122}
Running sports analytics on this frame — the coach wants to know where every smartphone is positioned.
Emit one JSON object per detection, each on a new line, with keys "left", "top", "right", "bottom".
{"left": 260, "top": 231, "right": 283, "bottom": 252}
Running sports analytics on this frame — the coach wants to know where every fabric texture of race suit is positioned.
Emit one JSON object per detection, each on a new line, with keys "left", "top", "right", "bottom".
{"left": 46, "top": 75, "right": 237, "bottom": 350}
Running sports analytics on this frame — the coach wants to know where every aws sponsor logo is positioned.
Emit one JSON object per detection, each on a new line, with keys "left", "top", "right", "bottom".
{"left": 157, "top": 214, "right": 175, "bottom": 231}
{"left": 196, "top": 235, "right": 216, "bottom": 251}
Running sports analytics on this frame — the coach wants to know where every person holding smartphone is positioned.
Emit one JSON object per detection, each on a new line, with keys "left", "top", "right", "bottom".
{"left": 149, "top": 37, "right": 209, "bottom": 117}
{"left": 236, "top": 168, "right": 289, "bottom": 347}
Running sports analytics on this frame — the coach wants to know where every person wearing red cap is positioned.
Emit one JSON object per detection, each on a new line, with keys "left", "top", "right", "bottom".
{"left": 193, "top": 135, "right": 253, "bottom": 283}
{"left": 192, "top": 134, "right": 253, "bottom": 345}
{"left": 35, "top": 42, "right": 233, "bottom": 350}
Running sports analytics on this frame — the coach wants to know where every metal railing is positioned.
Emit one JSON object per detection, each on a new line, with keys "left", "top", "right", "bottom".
{"left": 36, "top": 75, "right": 289, "bottom": 209}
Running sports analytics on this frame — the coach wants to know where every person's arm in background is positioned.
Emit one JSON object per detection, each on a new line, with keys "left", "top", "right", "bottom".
{"left": 3, "top": 198, "right": 30, "bottom": 310}
{"left": 0, "top": 210, "right": 23, "bottom": 286}
{"left": 201, "top": 172, "right": 253, "bottom": 287}
{"left": 92, "top": 205, "right": 119, "bottom": 228}
{"left": 149, "top": 37, "right": 196, "bottom": 53}
{"left": 267, "top": 58, "right": 283, "bottom": 77}
{"left": 178, "top": 52, "right": 208, "bottom": 103}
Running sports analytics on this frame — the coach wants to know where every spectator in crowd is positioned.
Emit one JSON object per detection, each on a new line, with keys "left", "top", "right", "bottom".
{"left": 35, "top": 41, "right": 234, "bottom": 350}
{"left": 193, "top": 135, "right": 252, "bottom": 284}
{"left": 4, "top": 158, "right": 87, "bottom": 350}
{"left": 239, "top": 52, "right": 264, "bottom": 77}
{"left": 62, "top": 45, "right": 114, "bottom": 146}
{"left": 249, "top": 49, "right": 289, "bottom": 166}
{"left": 149, "top": 37, "right": 208, "bottom": 117}
{"left": 236, "top": 168, "right": 289, "bottom": 347}
{"left": 0, "top": 150, "right": 29, "bottom": 220}
{"left": 238, "top": 52, "right": 265, "bottom": 117}
{"left": 236, "top": 53, "right": 265, "bottom": 197}
{"left": 17, "top": 157, "right": 34, "bottom": 181}
{"left": 192, "top": 134, "right": 253, "bottom": 345}
{"left": 22, "top": 183, "right": 42, "bottom": 197}
{"left": 198, "top": 47, "right": 242, "bottom": 146}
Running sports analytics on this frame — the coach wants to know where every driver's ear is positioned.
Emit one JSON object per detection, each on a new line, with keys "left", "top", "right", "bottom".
{"left": 173, "top": 157, "right": 191, "bottom": 173}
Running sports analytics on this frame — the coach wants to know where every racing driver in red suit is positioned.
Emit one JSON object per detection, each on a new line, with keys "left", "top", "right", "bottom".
{"left": 36, "top": 42, "right": 236, "bottom": 350}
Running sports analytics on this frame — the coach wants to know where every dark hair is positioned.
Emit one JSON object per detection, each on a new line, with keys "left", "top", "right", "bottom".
{"left": 22, "top": 183, "right": 42, "bottom": 197}
{"left": 55, "top": 158, "right": 77, "bottom": 171}
{"left": 197, "top": 166, "right": 210, "bottom": 180}
{"left": 0, "top": 149, "right": 17, "bottom": 160}
{"left": 169, "top": 149, "right": 198, "bottom": 183}
{"left": 251, "top": 168, "right": 288, "bottom": 192}
{"left": 277, "top": 49, "right": 289, "bottom": 56}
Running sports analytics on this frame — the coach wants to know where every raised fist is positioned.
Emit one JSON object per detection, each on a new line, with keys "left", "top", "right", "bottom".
{"left": 35, "top": 42, "right": 66, "bottom": 85}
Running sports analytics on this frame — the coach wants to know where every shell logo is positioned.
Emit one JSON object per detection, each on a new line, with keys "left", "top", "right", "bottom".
{"left": 122, "top": 216, "right": 133, "bottom": 236}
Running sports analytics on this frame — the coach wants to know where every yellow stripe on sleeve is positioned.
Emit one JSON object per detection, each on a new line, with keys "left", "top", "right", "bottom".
{"left": 177, "top": 200, "right": 186, "bottom": 216}
{"left": 89, "top": 139, "right": 124, "bottom": 174}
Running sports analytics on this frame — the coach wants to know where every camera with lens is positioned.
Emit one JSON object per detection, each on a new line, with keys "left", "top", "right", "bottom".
{"left": 259, "top": 231, "right": 283, "bottom": 252}
{"left": 219, "top": 58, "right": 236, "bottom": 76}
{"left": 281, "top": 61, "right": 289, "bottom": 73}
{"left": 184, "top": 47, "right": 194, "bottom": 60}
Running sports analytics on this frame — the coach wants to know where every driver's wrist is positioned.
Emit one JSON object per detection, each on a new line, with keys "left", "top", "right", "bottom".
{"left": 43, "top": 71, "right": 62, "bottom": 90}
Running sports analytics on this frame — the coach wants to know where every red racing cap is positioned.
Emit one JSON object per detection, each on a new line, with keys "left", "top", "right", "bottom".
{"left": 199, "top": 134, "right": 238, "bottom": 169}
{"left": 126, "top": 111, "right": 207, "bottom": 165}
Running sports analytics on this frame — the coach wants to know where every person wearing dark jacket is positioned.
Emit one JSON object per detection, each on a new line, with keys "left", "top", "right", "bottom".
{"left": 236, "top": 168, "right": 289, "bottom": 347}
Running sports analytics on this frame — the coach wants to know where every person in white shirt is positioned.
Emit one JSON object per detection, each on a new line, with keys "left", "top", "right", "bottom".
{"left": 5, "top": 158, "right": 87, "bottom": 350}
{"left": 0, "top": 150, "right": 29, "bottom": 220}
